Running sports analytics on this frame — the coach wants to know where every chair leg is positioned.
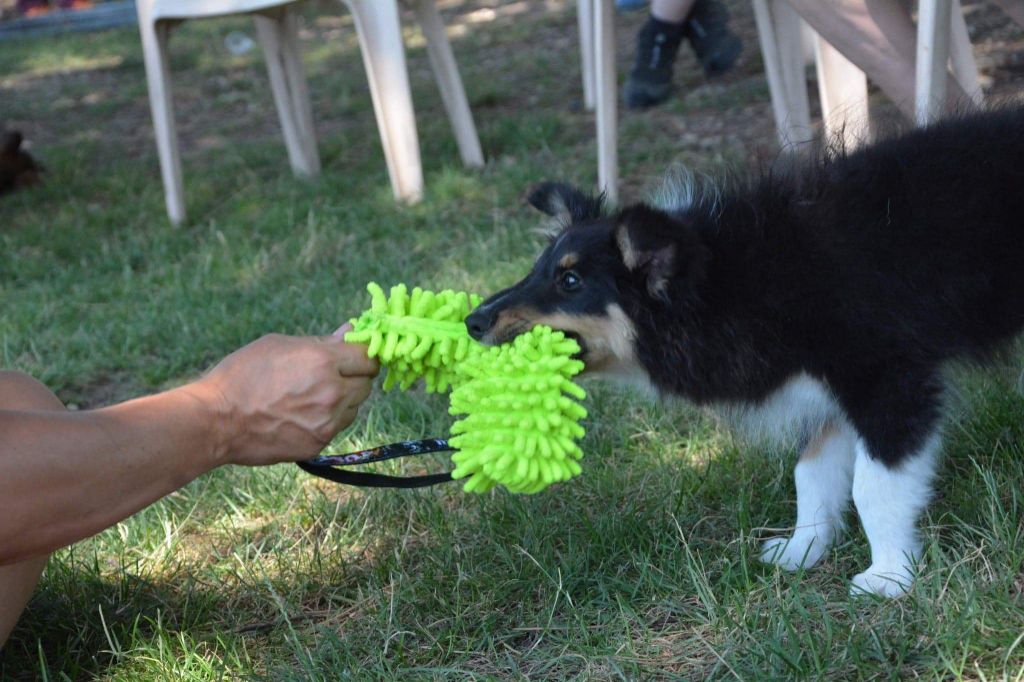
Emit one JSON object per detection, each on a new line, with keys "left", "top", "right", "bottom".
{"left": 139, "top": 19, "right": 185, "bottom": 225}
{"left": 775, "top": 1, "right": 811, "bottom": 128}
{"left": 915, "top": 0, "right": 952, "bottom": 125}
{"left": 813, "top": 35, "right": 869, "bottom": 149}
{"left": 752, "top": 0, "right": 813, "bottom": 148}
{"left": 345, "top": 0, "right": 423, "bottom": 203}
{"left": 256, "top": 9, "right": 318, "bottom": 177}
{"left": 577, "top": 0, "right": 596, "bottom": 112}
{"left": 949, "top": 0, "right": 983, "bottom": 106}
{"left": 593, "top": 0, "right": 617, "bottom": 204}
{"left": 280, "top": 7, "right": 321, "bottom": 174}
{"left": 411, "top": 0, "right": 484, "bottom": 168}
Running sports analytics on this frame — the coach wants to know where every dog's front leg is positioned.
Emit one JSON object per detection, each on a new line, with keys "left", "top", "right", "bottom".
{"left": 849, "top": 435, "right": 939, "bottom": 598}
{"left": 760, "top": 423, "right": 856, "bottom": 571}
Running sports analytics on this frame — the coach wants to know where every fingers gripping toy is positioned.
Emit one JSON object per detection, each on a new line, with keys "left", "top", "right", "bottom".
{"left": 300, "top": 283, "right": 588, "bottom": 494}
{"left": 344, "top": 283, "right": 482, "bottom": 393}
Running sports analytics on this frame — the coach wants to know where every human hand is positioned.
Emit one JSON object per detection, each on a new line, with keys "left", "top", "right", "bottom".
{"left": 187, "top": 324, "right": 379, "bottom": 466}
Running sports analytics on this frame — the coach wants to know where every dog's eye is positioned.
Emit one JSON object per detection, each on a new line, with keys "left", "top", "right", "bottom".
{"left": 558, "top": 270, "right": 582, "bottom": 292}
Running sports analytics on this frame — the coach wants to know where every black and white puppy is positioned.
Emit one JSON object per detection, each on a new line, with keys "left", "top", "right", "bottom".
{"left": 464, "top": 106, "right": 1024, "bottom": 598}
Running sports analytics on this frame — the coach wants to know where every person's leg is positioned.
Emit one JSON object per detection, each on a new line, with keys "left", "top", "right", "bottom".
{"left": 651, "top": 0, "right": 695, "bottom": 23}
{"left": 787, "top": 0, "right": 966, "bottom": 120}
{"left": 682, "top": 0, "right": 743, "bottom": 76}
{"left": 624, "top": 2, "right": 693, "bottom": 109}
{"left": 0, "top": 371, "right": 64, "bottom": 649}
{"left": 625, "top": 0, "right": 741, "bottom": 109}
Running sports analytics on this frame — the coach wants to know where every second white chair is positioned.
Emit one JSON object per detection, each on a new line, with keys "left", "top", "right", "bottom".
{"left": 138, "top": 0, "right": 484, "bottom": 225}
{"left": 915, "top": 0, "right": 984, "bottom": 124}
{"left": 752, "top": 0, "right": 983, "bottom": 151}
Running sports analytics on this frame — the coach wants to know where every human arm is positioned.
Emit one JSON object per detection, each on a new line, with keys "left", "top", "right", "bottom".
{"left": 0, "top": 329, "right": 378, "bottom": 565}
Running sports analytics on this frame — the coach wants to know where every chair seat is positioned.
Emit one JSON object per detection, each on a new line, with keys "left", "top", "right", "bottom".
{"left": 147, "top": 0, "right": 300, "bottom": 22}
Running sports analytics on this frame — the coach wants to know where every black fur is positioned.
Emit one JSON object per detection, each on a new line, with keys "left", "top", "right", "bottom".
{"left": 0, "top": 131, "right": 42, "bottom": 195}
{"left": 474, "top": 106, "right": 1024, "bottom": 468}
{"left": 527, "top": 181, "right": 605, "bottom": 227}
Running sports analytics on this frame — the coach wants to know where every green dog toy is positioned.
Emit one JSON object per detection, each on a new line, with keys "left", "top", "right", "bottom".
{"left": 322, "top": 283, "right": 588, "bottom": 494}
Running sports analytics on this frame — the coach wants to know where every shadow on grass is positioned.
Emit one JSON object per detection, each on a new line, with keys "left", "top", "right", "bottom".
{"left": 5, "top": 375, "right": 1024, "bottom": 678}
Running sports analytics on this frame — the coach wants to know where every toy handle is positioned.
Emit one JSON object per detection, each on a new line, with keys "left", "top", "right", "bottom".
{"left": 296, "top": 462, "right": 452, "bottom": 488}
{"left": 296, "top": 438, "right": 455, "bottom": 488}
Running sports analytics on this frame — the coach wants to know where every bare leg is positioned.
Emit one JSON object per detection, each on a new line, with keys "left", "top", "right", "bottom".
{"left": 651, "top": 0, "right": 698, "bottom": 23}
{"left": 760, "top": 423, "right": 857, "bottom": 570}
{"left": 0, "top": 372, "right": 64, "bottom": 649}
{"left": 787, "top": 0, "right": 966, "bottom": 120}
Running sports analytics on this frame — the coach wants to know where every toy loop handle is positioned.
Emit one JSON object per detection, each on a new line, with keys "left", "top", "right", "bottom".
{"left": 296, "top": 438, "right": 455, "bottom": 488}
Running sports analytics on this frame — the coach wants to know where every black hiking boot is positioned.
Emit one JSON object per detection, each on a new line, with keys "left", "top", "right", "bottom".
{"left": 624, "top": 15, "right": 687, "bottom": 109}
{"left": 623, "top": 0, "right": 743, "bottom": 109}
{"left": 684, "top": 0, "right": 743, "bottom": 78}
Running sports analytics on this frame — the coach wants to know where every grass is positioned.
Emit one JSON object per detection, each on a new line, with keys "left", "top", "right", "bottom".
{"left": 2, "top": 0, "right": 1024, "bottom": 679}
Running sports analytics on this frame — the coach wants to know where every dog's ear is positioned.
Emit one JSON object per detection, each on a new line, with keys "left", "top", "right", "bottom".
{"left": 2, "top": 131, "right": 23, "bottom": 157}
{"left": 527, "top": 182, "right": 604, "bottom": 232}
{"left": 615, "top": 204, "right": 706, "bottom": 301}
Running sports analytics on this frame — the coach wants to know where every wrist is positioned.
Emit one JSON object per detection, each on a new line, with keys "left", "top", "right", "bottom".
{"left": 175, "top": 380, "right": 235, "bottom": 467}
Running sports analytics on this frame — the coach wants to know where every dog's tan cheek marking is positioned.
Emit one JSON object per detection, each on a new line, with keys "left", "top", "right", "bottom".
{"left": 529, "top": 312, "right": 598, "bottom": 344}
{"left": 491, "top": 306, "right": 540, "bottom": 341}
{"left": 558, "top": 253, "right": 579, "bottom": 269}
{"left": 799, "top": 422, "right": 840, "bottom": 461}
{"left": 530, "top": 304, "right": 639, "bottom": 366}
{"left": 524, "top": 312, "right": 600, "bottom": 362}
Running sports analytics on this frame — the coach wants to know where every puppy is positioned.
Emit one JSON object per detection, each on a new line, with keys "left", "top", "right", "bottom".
{"left": 0, "top": 131, "right": 43, "bottom": 195}
{"left": 465, "top": 106, "right": 1024, "bottom": 598}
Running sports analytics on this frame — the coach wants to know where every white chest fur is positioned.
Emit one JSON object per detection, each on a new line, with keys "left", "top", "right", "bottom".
{"left": 712, "top": 373, "right": 843, "bottom": 448}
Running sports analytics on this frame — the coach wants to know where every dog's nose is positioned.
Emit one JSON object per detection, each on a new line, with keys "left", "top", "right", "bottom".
{"left": 465, "top": 308, "right": 494, "bottom": 341}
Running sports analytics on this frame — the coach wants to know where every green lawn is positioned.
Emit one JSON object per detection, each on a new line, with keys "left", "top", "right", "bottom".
{"left": 3, "top": 1, "right": 1024, "bottom": 679}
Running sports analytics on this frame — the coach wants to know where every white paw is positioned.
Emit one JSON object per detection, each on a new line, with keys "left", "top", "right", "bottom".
{"left": 759, "top": 534, "right": 828, "bottom": 571}
{"left": 849, "top": 563, "right": 915, "bottom": 598}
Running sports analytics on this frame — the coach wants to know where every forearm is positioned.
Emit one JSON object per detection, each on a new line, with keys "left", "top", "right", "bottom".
{"left": 0, "top": 329, "right": 378, "bottom": 565}
{"left": 0, "top": 385, "right": 224, "bottom": 564}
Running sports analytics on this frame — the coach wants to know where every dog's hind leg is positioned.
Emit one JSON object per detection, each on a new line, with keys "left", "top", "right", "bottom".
{"left": 760, "top": 422, "right": 856, "bottom": 571}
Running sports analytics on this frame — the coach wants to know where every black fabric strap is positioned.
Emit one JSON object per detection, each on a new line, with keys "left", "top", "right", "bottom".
{"left": 296, "top": 437, "right": 456, "bottom": 489}
{"left": 296, "top": 461, "right": 453, "bottom": 488}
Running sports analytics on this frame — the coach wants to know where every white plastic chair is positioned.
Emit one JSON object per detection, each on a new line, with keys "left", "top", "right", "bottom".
{"left": 752, "top": 0, "right": 981, "bottom": 149}
{"left": 753, "top": 0, "right": 869, "bottom": 149}
{"left": 137, "top": 0, "right": 483, "bottom": 225}
{"left": 409, "top": 0, "right": 483, "bottom": 172}
{"left": 916, "top": 0, "right": 983, "bottom": 124}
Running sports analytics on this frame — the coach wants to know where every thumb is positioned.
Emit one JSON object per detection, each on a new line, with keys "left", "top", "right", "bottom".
{"left": 322, "top": 323, "right": 379, "bottom": 376}
{"left": 331, "top": 322, "right": 353, "bottom": 339}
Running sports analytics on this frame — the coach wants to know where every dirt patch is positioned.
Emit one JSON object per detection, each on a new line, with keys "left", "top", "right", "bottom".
{"left": 61, "top": 370, "right": 141, "bottom": 409}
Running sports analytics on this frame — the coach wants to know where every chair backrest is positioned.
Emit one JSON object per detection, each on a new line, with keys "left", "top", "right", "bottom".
{"left": 138, "top": 0, "right": 302, "bottom": 22}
